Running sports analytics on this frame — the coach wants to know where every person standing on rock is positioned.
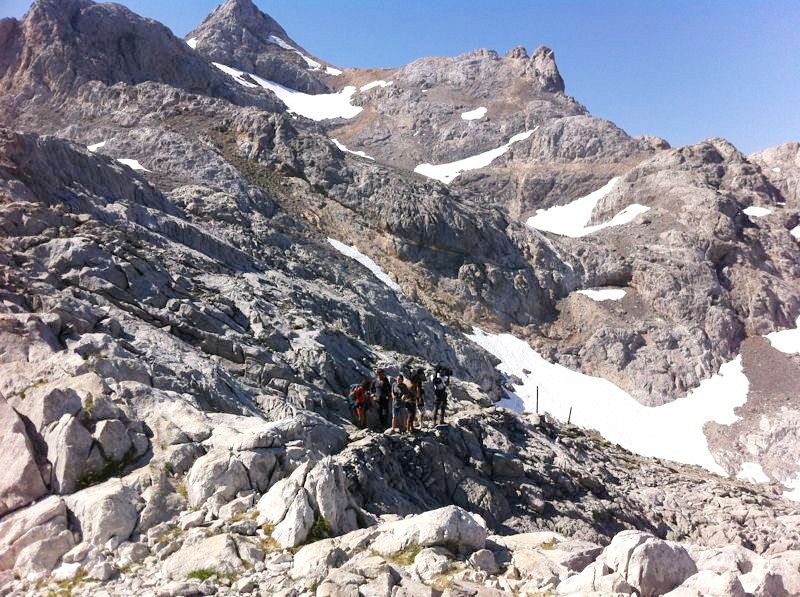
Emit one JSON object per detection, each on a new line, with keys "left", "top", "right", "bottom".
{"left": 391, "top": 374, "right": 410, "bottom": 433}
{"left": 350, "top": 378, "right": 371, "bottom": 429}
{"left": 374, "top": 369, "right": 392, "bottom": 429}
{"left": 410, "top": 367, "right": 426, "bottom": 427}
{"left": 431, "top": 371, "right": 448, "bottom": 425}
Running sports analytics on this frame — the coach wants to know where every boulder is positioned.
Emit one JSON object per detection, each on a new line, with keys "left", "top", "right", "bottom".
{"left": 413, "top": 546, "right": 455, "bottom": 581}
{"left": 256, "top": 461, "right": 309, "bottom": 526}
{"left": 664, "top": 570, "right": 746, "bottom": 597}
{"left": 0, "top": 496, "right": 73, "bottom": 577}
{"left": 469, "top": 548, "right": 499, "bottom": 574}
{"left": 511, "top": 549, "right": 563, "bottom": 586}
{"left": 272, "top": 488, "right": 315, "bottom": 548}
{"left": 93, "top": 418, "right": 134, "bottom": 462}
{"left": 557, "top": 561, "right": 635, "bottom": 595}
{"left": 184, "top": 449, "right": 250, "bottom": 508}
{"left": 65, "top": 478, "right": 140, "bottom": 547}
{"left": 161, "top": 533, "right": 244, "bottom": 579}
{"left": 369, "top": 506, "right": 488, "bottom": 556}
{"left": 0, "top": 399, "right": 47, "bottom": 516}
{"left": 303, "top": 458, "right": 358, "bottom": 535}
{"left": 43, "top": 413, "right": 94, "bottom": 494}
{"left": 626, "top": 536, "right": 698, "bottom": 596}
{"left": 291, "top": 537, "right": 346, "bottom": 581}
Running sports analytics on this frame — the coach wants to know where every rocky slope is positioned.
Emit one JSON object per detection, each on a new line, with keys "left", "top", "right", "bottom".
{"left": 1, "top": 0, "right": 800, "bottom": 595}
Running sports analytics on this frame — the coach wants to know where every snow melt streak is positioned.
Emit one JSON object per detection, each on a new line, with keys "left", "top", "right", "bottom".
{"left": 461, "top": 107, "right": 487, "bottom": 120}
{"left": 328, "top": 238, "right": 401, "bottom": 292}
{"left": 527, "top": 177, "right": 650, "bottom": 237}
{"left": 212, "top": 63, "right": 361, "bottom": 121}
{"left": 331, "top": 139, "right": 374, "bottom": 160}
{"left": 576, "top": 288, "right": 626, "bottom": 301}
{"left": 414, "top": 129, "right": 536, "bottom": 184}
{"left": 467, "top": 328, "right": 748, "bottom": 475}
{"left": 765, "top": 316, "right": 800, "bottom": 354}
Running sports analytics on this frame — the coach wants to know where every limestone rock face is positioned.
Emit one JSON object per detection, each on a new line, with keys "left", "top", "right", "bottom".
{"left": 0, "top": 398, "right": 47, "bottom": 516}
{"left": 1, "top": 0, "right": 800, "bottom": 594}
{"left": 187, "top": 0, "right": 335, "bottom": 94}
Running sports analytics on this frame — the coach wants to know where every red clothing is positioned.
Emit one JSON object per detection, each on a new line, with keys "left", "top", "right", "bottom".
{"left": 353, "top": 386, "right": 369, "bottom": 407}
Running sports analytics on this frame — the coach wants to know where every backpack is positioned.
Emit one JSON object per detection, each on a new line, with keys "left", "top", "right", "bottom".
{"left": 433, "top": 377, "right": 446, "bottom": 393}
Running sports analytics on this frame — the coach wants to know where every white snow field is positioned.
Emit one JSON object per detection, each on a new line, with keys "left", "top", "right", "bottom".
{"left": 360, "top": 80, "right": 393, "bottom": 92}
{"left": 212, "top": 63, "right": 362, "bottom": 121}
{"left": 327, "top": 238, "right": 401, "bottom": 292}
{"left": 461, "top": 107, "right": 487, "bottom": 120}
{"left": 576, "top": 288, "right": 626, "bottom": 301}
{"left": 467, "top": 328, "right": 749, "bottom": 475}
{"left": 186, "top": 37, "right": 198, "bottom": 49}
{"left": 414, "top": 129, "right": 536, "bottom": 184}
{"left": 792, "top": 225, "right": 800, "bottom": 240}
{"left": 527, "top": 177, "right": 652, "bottom": 237}
{"left": 87, "top": 141, "right": 106, "bottom": 152}
{"left": 736, "top": 462, "right": 770, "bottom": 483}
{"left": 765, "top": 315, "right": 800, "bottom": 354}
{"left": 117, "top": 159, "right": 149, "bottom": 171}
{"left": 743, "top": 206, "right": 773, "bottom": 218}
{"left": 266, "top": 35, "right": 341, "bottom": 76}
{"left": 331, "top": 139, "right": 374, "bottom": 160}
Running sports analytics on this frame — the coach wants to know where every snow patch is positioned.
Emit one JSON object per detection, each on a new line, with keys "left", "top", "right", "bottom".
{"left": 267, "top": 35, "right": 342, "bottom": 76}
{"left": 736, "top": 462, "right": 770, "bottom": 484}
{"left": 212, "top": 63, "right": 362, "bottom": 121}
{"left": 792, "top": 225, "right": 800, "bottom": 240}
{"left": 117, "top": 159, "right": 149, "bottom": 172}
{"left": 328, "top": 238, "right": 401, "bottom": 292}
{"left": 526, "top": 177, "right": 651, "bottom": 237}
{"left": 212, "top": 62, "right": 258, "bottom": 88}
{"left": 772, "top": 167, "right": 782, "bottom": 173}
{"left": 466, "top": 328, "right": 749, "bottom": 475}
{"left": 87, "top": 141, "right": 106, "bottom": 153}
{"left": 461, "top": 107, "right": 487, "bottom": 121}
{"left": 331, "top": 139, "right": 374, "bottom": 160}
{"left": 783, "top": 470, "right": 800, "bottom": 501}
{"left": 360, "top": 80, "right": 393, "bottom": 92}
{"left": 414, "top": 128, "right": 537, "bottom": 184}
{"left": 765, "top": 316, "right": 800, "bottom": 354}
{"left": 576, "top": 288, "right": 626, "bottom": 301}
{"left": 186, "top": 37, "right": 198, "bottom": 49}
{"left": 743, "top": 206, "right": 772, "bottom": 218}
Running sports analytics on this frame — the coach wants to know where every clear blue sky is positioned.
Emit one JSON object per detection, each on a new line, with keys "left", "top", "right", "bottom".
{"left": 5, "top": 0, "right": 799, "bottom": 153}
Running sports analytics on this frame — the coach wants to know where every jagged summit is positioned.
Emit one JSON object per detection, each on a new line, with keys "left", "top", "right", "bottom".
{"left": 0, "top": 0, "right": 277, "bottom": 120}
{"left": 187, "top": 0, "right": 338, "bottom": 94}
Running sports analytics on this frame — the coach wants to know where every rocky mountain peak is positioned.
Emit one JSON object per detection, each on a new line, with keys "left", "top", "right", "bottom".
{"left": 202, "top": 0, "right": 289, "bottom": 40}
{"left": 0, "top": 0, "right": 268, "bottom": 111}
{"left": 506, "top": 45, "right": 529, "bottom": 59}
{"left": 187, "top": 0, "right": 334, "bottom": 93}
{"left": 531, "top": 45, "right": 564, "bottom": 92}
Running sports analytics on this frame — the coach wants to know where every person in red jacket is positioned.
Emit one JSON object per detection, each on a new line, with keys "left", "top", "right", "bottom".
{"left": 350, "top": 378, "right": 372, "bottom": 428}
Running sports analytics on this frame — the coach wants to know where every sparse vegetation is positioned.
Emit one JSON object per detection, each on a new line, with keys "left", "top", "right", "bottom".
{"left": 260, "top": 523, "right": 280, "bottom": 552}
{"left": 75, "top": 445, "right": 139, "bottom": 490}
{"left": 383, "top": 542, "right": 423, "bottom": 566}
{"left": 186, "top": 568, "right": 216, "bottom": 581}
{"left": 306, "top": 515, "right": 333, "bottom": 543}
{"left": 540, "top": 538, "right": 559, "bottom": 550}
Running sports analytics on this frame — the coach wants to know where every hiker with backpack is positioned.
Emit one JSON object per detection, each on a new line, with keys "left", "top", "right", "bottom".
{"left": 374, "top": 368, "right": 392, "bottom": 429}
{"left": 391, "top": 373, "right": 411, "bottom": 433}
{"left": 410, "top": 367, "right": 426, "bottom": 427}
{"left": 349, "top": 378, "right": 372, "bottom": 428}
{"left": 432, "top": 370, "right": 448, "bottom": 425}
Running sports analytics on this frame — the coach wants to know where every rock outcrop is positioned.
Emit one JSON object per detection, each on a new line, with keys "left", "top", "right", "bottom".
{"left": 0, "top": 0, "right": 799, "bottom": 594}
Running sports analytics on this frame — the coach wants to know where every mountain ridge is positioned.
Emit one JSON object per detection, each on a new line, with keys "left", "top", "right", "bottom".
{"left": 0, "top": 0, "right": 799, "bottom": 595}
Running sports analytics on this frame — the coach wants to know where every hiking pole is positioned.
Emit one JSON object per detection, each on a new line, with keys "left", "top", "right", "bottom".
{"left": 567, "top": 406, "right": 572, "bottom": 425}
{"left": 536, "top": 386, "right": 539, "bottom": 414}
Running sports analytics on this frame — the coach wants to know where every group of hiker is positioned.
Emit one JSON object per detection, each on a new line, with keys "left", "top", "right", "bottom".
{"left": 348, "top": 363, "right": 453, "bottom": 432}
